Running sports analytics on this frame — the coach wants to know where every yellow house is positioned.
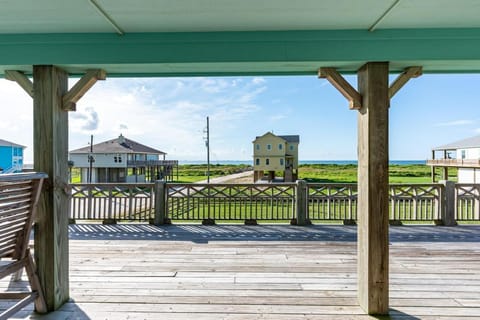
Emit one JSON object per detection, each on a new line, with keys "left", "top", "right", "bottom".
{"left": 252, "top": 132, "right": 299, "bottom": 182}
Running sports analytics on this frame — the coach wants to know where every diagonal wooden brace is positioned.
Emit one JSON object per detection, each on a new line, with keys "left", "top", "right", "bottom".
{"left": 62, "top": 69, "right": 106, "bottom": 111}
{"left": 5, "top": 70, "right": 34, "bottom": 98}
{"left": 318, "top": 67, "right": 362, "bottom": 110}
{"left": 388, "top": 66, "right": 422, "bottom": 99}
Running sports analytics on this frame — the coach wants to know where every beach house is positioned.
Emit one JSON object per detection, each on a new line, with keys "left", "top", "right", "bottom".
{"left": 69, "top": 134, "right": 177, "bottom": 183}
{"left": 427, "top": 135, "right": 480, "bottom": 182}
{"left": 252, "top": 132, "right": 299, "bottom": 182}
{"left": 0, "top": 139, "right": 25, "bottom": 173}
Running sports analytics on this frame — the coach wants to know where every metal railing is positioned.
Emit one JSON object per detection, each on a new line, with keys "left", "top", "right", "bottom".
{"left": 68, "top": 181, "right": 476, "bottom": 224}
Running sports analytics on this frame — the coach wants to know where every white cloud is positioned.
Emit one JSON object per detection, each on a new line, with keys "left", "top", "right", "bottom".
{"left": 69, "top": 77, "right": 266, "bottom": 160}
{"left": 435, "top": 119, "right": 474, "bottom": 127}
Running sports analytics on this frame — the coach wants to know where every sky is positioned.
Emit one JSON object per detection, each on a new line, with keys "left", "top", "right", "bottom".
{"left": 1, "top": 73, "right": 480, "bottom": 163}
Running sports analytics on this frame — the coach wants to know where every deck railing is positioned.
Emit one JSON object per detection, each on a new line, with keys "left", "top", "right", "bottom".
{"left": 70, "top": 183, "right": 155, "bottom": 222}
{"left": 69, "top": 181, "right": 474, "bottom": 224}
{"left": 166, "top": 183, "right": 296, "bottom": 222}
{"left": 455, "top": 184, "right": 480, "bottom": 221}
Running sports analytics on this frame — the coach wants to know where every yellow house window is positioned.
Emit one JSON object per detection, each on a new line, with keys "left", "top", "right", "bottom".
{"left": 289, "top": 145, "right": 294, "bottom": 151}
{"left": 266, "top": 158, "right": 270, "bottom": 165}
{"left": 267, "top": 144, "right": 272, "bottom": 151}
{"left": 280, "top": 158, "right": 284, "bottom": 165}
{"left": 255, "top": 158, "right": 260, "bottom": 165}
{"left": 279, "top": 144, "right": 283, "bottom": 150}
{"left": 256, "top": 144, "right": 260, "bottom": 150}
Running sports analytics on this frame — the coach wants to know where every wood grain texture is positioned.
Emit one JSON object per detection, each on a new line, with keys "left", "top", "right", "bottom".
{"left": 318, "top": 67, "right": 362, "bottom": 110}
{"left": 33, "top": 65, "right": 70, "bottom": 311}
{"left": 357, "top": 62, "right": 390, "bottom": 315}
{"left": 1, "top": 225, "right": 480, "bottom": 318}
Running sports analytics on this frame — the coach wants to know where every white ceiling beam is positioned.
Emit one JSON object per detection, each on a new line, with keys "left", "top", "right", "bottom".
{"left": 369, "top": 0, "right": 402, "bottom": 32}
{"left": 89, "top": 0, "right": 124, "bottom": 35}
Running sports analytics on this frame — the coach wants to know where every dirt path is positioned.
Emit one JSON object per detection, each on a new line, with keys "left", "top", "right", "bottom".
{"left": 196, "top": 170, "right": 253, "bottom": 184}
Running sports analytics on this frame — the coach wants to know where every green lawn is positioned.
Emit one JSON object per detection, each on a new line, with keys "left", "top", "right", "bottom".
{"left": 70, "top": 163, "right": 457, "bottom": 184}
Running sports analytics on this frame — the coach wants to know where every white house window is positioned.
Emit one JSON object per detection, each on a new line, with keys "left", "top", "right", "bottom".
{"left": 256, "top": 144, "right": 260, "bottom": 150}
{"left": 278, "top": 144, "right": 283, "bottom": 150}
{"left": 280, "top": 158, "right": 284, "bottom": 166}
{"left": 114, "top": 156, "right": 118, "bottom": 163}
{"left": 255, "top": 158, "right": 260, "bottom": 165}
{"left": 267, "top": 144, "right": 272, "bottom": 151}
{"left": 461, "top": 150, "right": 466, "bottom": 159}
{"left": 266, "top": 158, "right": 270, "bottom": 165}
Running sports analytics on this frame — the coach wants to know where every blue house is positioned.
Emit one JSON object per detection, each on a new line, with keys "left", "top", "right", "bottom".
{"left": 0, "top": 139, "right": 25, "bottom": 173}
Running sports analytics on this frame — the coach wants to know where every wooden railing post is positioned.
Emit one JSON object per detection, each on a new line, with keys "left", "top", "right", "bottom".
{"left": 439, "top": 180, "right": 457, "bottom": 226}
{"left": 294, "top": 180, "right": 308, "bottom": 226}
{"left": 153, "top": 180, "right": 168, "bottom": 225}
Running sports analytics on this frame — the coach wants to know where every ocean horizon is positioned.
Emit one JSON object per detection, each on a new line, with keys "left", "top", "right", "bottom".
{"left": 179, "top": 160, "right": 426, "bottom": 165}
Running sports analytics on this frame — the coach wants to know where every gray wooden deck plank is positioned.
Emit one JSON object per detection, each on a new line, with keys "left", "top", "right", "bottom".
{"left": 1, "top": 224, "right": 479, "bottom": 319}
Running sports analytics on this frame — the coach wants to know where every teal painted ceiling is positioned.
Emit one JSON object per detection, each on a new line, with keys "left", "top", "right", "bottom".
{"left": 1, "top": 0, "right": 480, "bottom": 76}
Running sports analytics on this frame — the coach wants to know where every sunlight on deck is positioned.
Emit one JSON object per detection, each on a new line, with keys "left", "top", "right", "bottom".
{"left": 3, "top": 225, "right": 480, "bottom": 319}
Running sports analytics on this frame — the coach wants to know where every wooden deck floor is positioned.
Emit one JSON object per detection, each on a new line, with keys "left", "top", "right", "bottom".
{"left": 3, "top": 224, "right": 480, "bottom": 319}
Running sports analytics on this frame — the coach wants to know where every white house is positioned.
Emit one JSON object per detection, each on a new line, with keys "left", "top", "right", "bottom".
{"left": 427, "top": 135, "right": 480, "bottom": 183}
{"left": 69, "top": 134, "right": 177, "bottom": 183}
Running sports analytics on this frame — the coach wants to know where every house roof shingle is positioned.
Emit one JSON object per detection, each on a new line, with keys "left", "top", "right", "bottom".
{"left": 253, "top": 132, "right": 300, "bottom": 143}
{"left": 0, "top": 139, "right": 25, "bottom": 148}
{"left": 69, "top": 135, "right": 166, "bottom": 155}
{"left": 434, "top": 135, "right": 480, "bottom": 150}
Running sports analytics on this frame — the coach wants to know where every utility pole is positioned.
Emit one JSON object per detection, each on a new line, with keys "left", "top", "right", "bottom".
{"left": 88, "top": 134, "right": 94, "bottom": 183}
{"left": 204, "top": 117, "right": 210, "bottom": 183}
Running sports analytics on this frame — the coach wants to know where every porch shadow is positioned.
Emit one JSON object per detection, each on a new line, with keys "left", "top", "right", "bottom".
{"left": 68, "top": 224, "right": 480, "bottom": 243}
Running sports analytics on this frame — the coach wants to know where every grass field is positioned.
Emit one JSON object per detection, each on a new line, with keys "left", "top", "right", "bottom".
{"left": 70, "top": 163, "right": 456, "bottom": 184}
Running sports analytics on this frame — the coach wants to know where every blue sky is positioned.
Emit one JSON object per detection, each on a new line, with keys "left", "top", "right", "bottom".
{"left": 1, "top": 73, "right": 480, "bottom": 163}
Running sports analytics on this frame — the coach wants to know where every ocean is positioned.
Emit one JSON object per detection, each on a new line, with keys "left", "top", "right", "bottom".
{"left": 179, "top": 160, "right": 426, "bottom": 165}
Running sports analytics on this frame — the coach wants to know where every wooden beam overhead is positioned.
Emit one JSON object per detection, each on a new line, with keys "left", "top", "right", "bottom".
{"left": 62, "top": 69, "right": 106, "bottom": 111}
{"left": 388, "top": 66, "right": 422, "bottom": 99}
{"left": 318, "top": 67, "right": 362, "bottom": 110}
{"left": 4, "top": 70, "right": 34, "bottom": 97}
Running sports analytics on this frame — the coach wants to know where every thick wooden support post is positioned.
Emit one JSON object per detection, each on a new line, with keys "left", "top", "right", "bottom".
{"left": 357, "top": 62, "right": 390, "bottom": 315}
{"left": 318, "top": 67, "right": 362, "bottom": 110}
{"left": 439, "top": 180, "right": 457, "bottom": 226}
{"left": 33, "top": 65, "right": 70, "bottom": 311}
{"left": 153, "top": 180, "right": 167, "bottom": 225}
{"left": 62, "top": 69, "right": 106, "bottom": 111}
{"left": 5, "top": 70, "right": 34, "bottom": 97}
{"left": 295, "top": 180, "right": 308, "bottom": 226}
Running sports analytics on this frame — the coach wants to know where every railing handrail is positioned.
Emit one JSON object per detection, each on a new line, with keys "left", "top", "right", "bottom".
{"left": 0, "top": 172, "right": 48, "bottom": 182}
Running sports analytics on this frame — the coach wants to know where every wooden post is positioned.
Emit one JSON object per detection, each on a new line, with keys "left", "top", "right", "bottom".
{"left": 357, "top": 62, "right": 390, "bottom": 315}
{"left": 440, "top": 180, "right": 457, "bottom": 226}
{"left": 154, "top": 180, "right": 167, "bottom": 225}
{"left": 33, "top": 65, "right": 70, "bottom": 311}
{"left": 295, "top": 180, "right": 308, "bottom": 226}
